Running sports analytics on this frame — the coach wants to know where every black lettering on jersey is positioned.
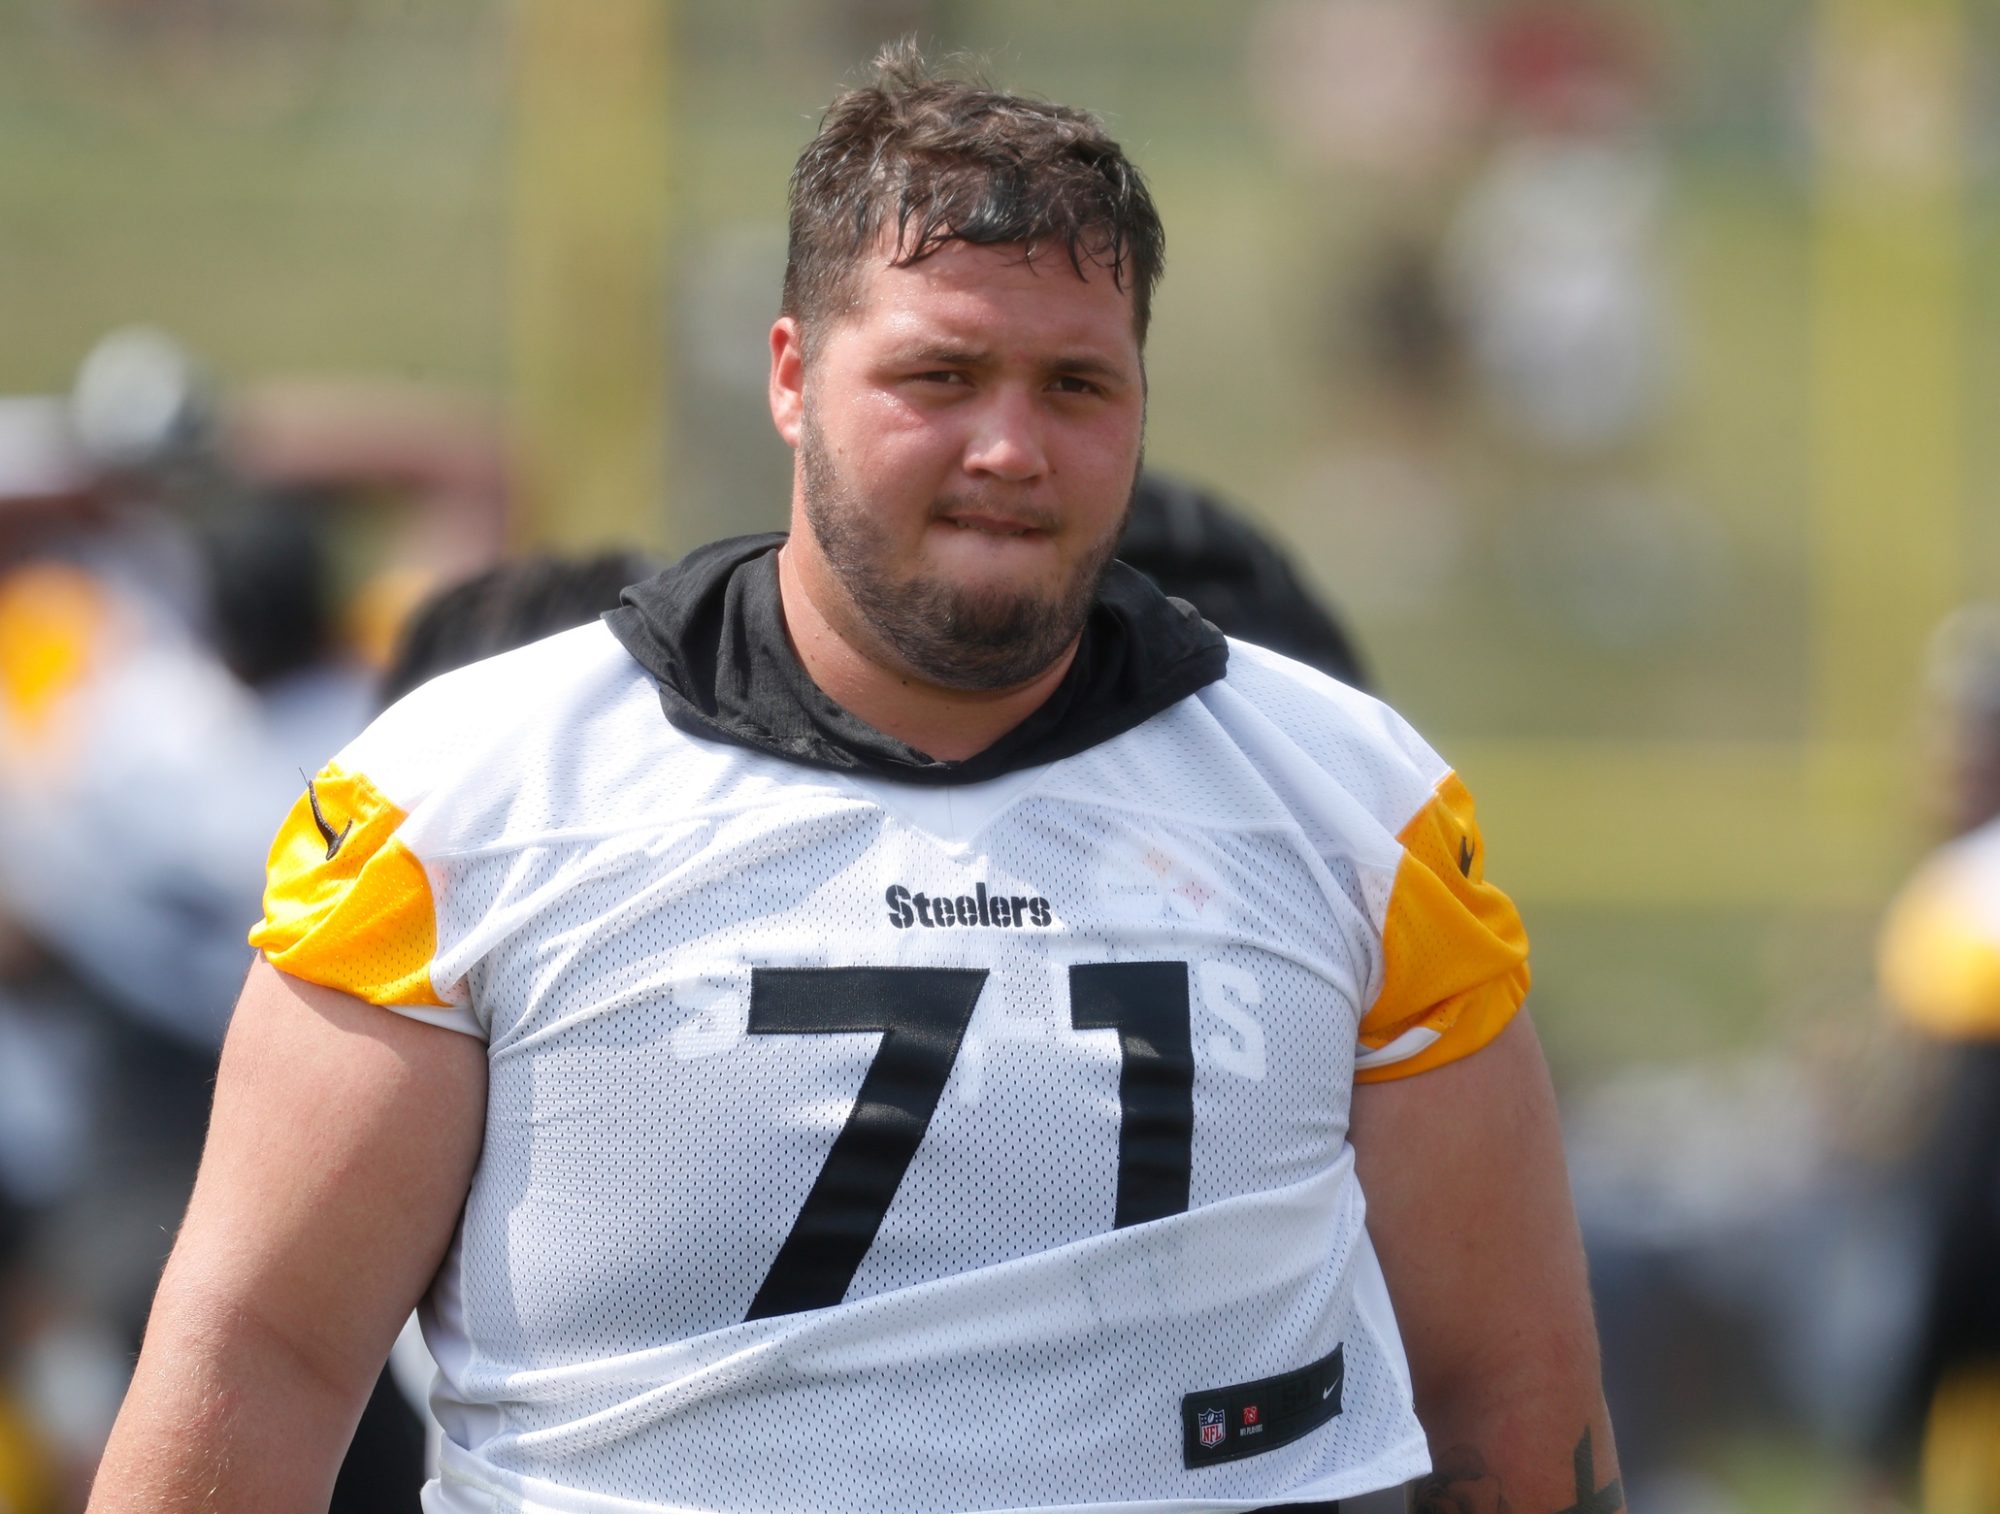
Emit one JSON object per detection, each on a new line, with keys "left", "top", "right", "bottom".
{"left": 744, "top": 967, "right": 988, "bottom": 1320}
{"left": 1070, "top": 962, "right": 1194, "bottom": 1227}
{"left": 745, "top": 961, "right": 1199, "bottom": 1323}
{"left": 883, "top": 883, "right": 1054, "bottom": 929}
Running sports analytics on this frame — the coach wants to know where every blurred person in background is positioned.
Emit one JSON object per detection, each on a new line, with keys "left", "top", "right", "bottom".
{"left": 378, "top": 551, "right": 665, "bottom": 711}
{"left": 1445, "top": 2, "right": 1721, "bottom": 657}
{"left": 0, "top": 979, "right": 65, "bottom": 1514}
{"left": 0, "top": 336, "right": 266, "bottom": 1507}
{"left": 93, "top": 46, "right": 1616, "bottom": 1514}
{"left": 1120, "top": 472, "right": 1370, "bottom": 693}
{"left": 0, "top": 328, "right": 508, "bottom": 1510}
{"left": 0, "top": 329, "right": 492, "bottom": 1053}
{"left": 1446, "top": 0, "right": 1668, "bottom": 458}
{"left": 1873, "top": 606, "right": 2000, "bottom": 1514}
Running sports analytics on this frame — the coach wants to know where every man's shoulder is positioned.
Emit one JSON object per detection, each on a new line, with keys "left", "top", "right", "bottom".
{"left": 1025, "top": 637, "right": 1454, "bottom": 862}
{"left": 327, "top": 620, "right": 684, "bottom": 843}
{"left": 1191, "top": 638, "right": 1453, "bottom": 832}
{"left": 1216, "top": 637, "right": 1386, "bottom": 728}
{"left": 350, "top": 621, "right": 638, "bottom": 775}
{"left": 385, "top": 618, "right": 637, "bottom": 720}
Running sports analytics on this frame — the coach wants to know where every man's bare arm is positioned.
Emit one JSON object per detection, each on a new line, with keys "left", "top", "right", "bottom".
{"left": 1351, "top": 1010, "right": 1620, "bottom": 1514}
{"left": 88, "top": 958, "right": 486, "bottom": 1511}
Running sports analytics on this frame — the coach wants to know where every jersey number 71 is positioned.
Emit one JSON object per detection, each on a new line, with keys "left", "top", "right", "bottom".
{"left": 744, "top": 961, "right": 1193, "bottom": 1321}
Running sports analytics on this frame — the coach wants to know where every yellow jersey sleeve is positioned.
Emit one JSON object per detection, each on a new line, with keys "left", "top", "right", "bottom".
{"left": 1878, "top": 855, "right": 2000, "bottom": 1040}
{"left": 248, "top": 762, "right": 446, "bottom": 1008}
{"left": 1355, "top": 771, "right": 1530, "bottom": 1082}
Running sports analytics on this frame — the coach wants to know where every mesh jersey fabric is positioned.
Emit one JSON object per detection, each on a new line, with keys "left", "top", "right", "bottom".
{"left": 251, "top": 620, "right": 1530, "bottom": 1514}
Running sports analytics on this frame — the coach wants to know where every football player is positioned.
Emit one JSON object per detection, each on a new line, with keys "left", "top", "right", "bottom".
{"left": 1870, "top": 607, "right": 2000, "bottom": 1509}
{"left": 90, "top": 45, "right": 1619, "bottom": 1514}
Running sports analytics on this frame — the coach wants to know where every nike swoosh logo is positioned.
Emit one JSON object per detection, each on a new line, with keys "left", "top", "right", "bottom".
{"left": 1322, "top": 1383, "right": 1337, "bottom": 1400}
{"left": 304, "top": 775, "right": 354, "bottom": 861}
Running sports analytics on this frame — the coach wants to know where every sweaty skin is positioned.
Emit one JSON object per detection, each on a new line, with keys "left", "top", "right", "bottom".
{"left": 770, "top": 237, "right": 1145, "bottom": 761}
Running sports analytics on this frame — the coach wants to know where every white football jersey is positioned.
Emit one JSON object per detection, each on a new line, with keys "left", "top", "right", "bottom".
{"left": 252, "top": 544, "right": 1529, "bottom": 1514}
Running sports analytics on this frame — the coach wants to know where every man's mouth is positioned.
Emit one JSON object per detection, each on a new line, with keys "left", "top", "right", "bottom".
{"left": 935, "top": 507, "right": 1052, "bottom": 538}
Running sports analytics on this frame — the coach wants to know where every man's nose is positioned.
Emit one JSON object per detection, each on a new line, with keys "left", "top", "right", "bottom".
{"left": 962, "top": 388, "right": 1049, "bottom": 483}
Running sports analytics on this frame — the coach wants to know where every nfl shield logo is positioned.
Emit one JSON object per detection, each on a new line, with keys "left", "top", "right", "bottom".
{"left": 1198, "top": 1407, "right": 1226, "bottom": 1449}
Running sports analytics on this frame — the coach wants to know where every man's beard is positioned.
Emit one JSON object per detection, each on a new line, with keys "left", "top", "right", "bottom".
{"left": 798, "top": 412, "right": 1135, "bottom": 693}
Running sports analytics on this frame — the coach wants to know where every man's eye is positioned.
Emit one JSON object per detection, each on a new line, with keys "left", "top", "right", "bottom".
{"left": 916, "top": 370, "right": 969, "bottom": 386}
{"left": 1050, "top": 375, "right": 1101, "bottom": 396}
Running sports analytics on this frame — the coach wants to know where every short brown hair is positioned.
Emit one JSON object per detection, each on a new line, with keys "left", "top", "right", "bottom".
{"left": 783, "top": 42, "right": 1165, "bottom": 347}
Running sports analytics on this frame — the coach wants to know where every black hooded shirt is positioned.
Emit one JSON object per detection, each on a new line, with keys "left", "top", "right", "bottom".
{"left": 603, "top": 533, "right": 1229, "bottom": 787}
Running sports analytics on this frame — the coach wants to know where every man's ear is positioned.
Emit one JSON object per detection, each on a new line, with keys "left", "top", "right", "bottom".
{"left": 769, "top": 316, "right": 806, "bottom": 448}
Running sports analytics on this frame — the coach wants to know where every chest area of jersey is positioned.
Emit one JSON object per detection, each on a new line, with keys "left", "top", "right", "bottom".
{"left": 465, "top": 801, "right": 1368, "bottom": 1340}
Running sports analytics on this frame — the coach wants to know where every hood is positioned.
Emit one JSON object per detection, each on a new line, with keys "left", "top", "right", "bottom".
{"left": 603, "top": 532, "right": 1228, "bottom": 786}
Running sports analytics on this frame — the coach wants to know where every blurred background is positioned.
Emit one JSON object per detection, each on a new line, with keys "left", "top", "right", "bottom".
{"left": 2, "top": 0, "right": 1997, "bottom": 1510}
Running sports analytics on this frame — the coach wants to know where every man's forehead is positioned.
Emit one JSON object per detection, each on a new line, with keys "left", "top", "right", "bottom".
{"left": 877, "top": 229, "right": 1121, "bottom": 278}
{"left": 846, "top": 237, "right": 1139, "bottom": 345}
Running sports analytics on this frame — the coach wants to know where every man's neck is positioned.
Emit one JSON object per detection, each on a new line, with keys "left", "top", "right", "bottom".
{"left": 775, "top": 542, "right": 1078, "bottom": 763}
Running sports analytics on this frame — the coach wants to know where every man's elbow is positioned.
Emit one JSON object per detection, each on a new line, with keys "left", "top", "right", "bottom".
{"left": 141, "top": 1257, "right": 376, "bottom": 1425}
{"left": 1409, "top": 1300, "right": 1606, "bottom": 1429}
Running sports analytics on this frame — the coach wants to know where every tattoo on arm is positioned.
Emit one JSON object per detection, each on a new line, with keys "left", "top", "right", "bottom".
{"left": 1553, "top": 1428, "right": 1623, "bottom": 1514}
{"left": 1412, "top": 1446, "right": 1510, "bottom": 1514}
{"left": 1411, "top": 1428, "right": 1622, "bottom": 1514}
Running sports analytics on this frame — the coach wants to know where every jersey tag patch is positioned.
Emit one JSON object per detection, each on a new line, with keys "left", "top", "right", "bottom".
{"left": 1181, "top": 1344, "right": 1343, "bottom": 1468}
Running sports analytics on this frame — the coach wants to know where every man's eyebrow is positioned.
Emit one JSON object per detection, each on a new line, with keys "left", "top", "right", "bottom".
{"left": 882, "top": 344, "right": 1130, "bottom": 376}
{"left": 885, "top": 343, "right": 989, "bottom": 368}
{"left": 1045, "top": 353, "right": 1131, "bottom": 383}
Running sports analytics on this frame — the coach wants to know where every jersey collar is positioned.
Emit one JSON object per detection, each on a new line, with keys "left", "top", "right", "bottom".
{"left": 605, "top": 533, "right": 1228, "bottom": 786}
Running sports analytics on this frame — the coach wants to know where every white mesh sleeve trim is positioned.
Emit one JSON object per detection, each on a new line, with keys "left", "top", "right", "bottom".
{"left": 386, "top": 1001, "right": 486, "bottom": 1040}
{"left": 1352, "top": 1026, "right": 1440, "bottom": 1071}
